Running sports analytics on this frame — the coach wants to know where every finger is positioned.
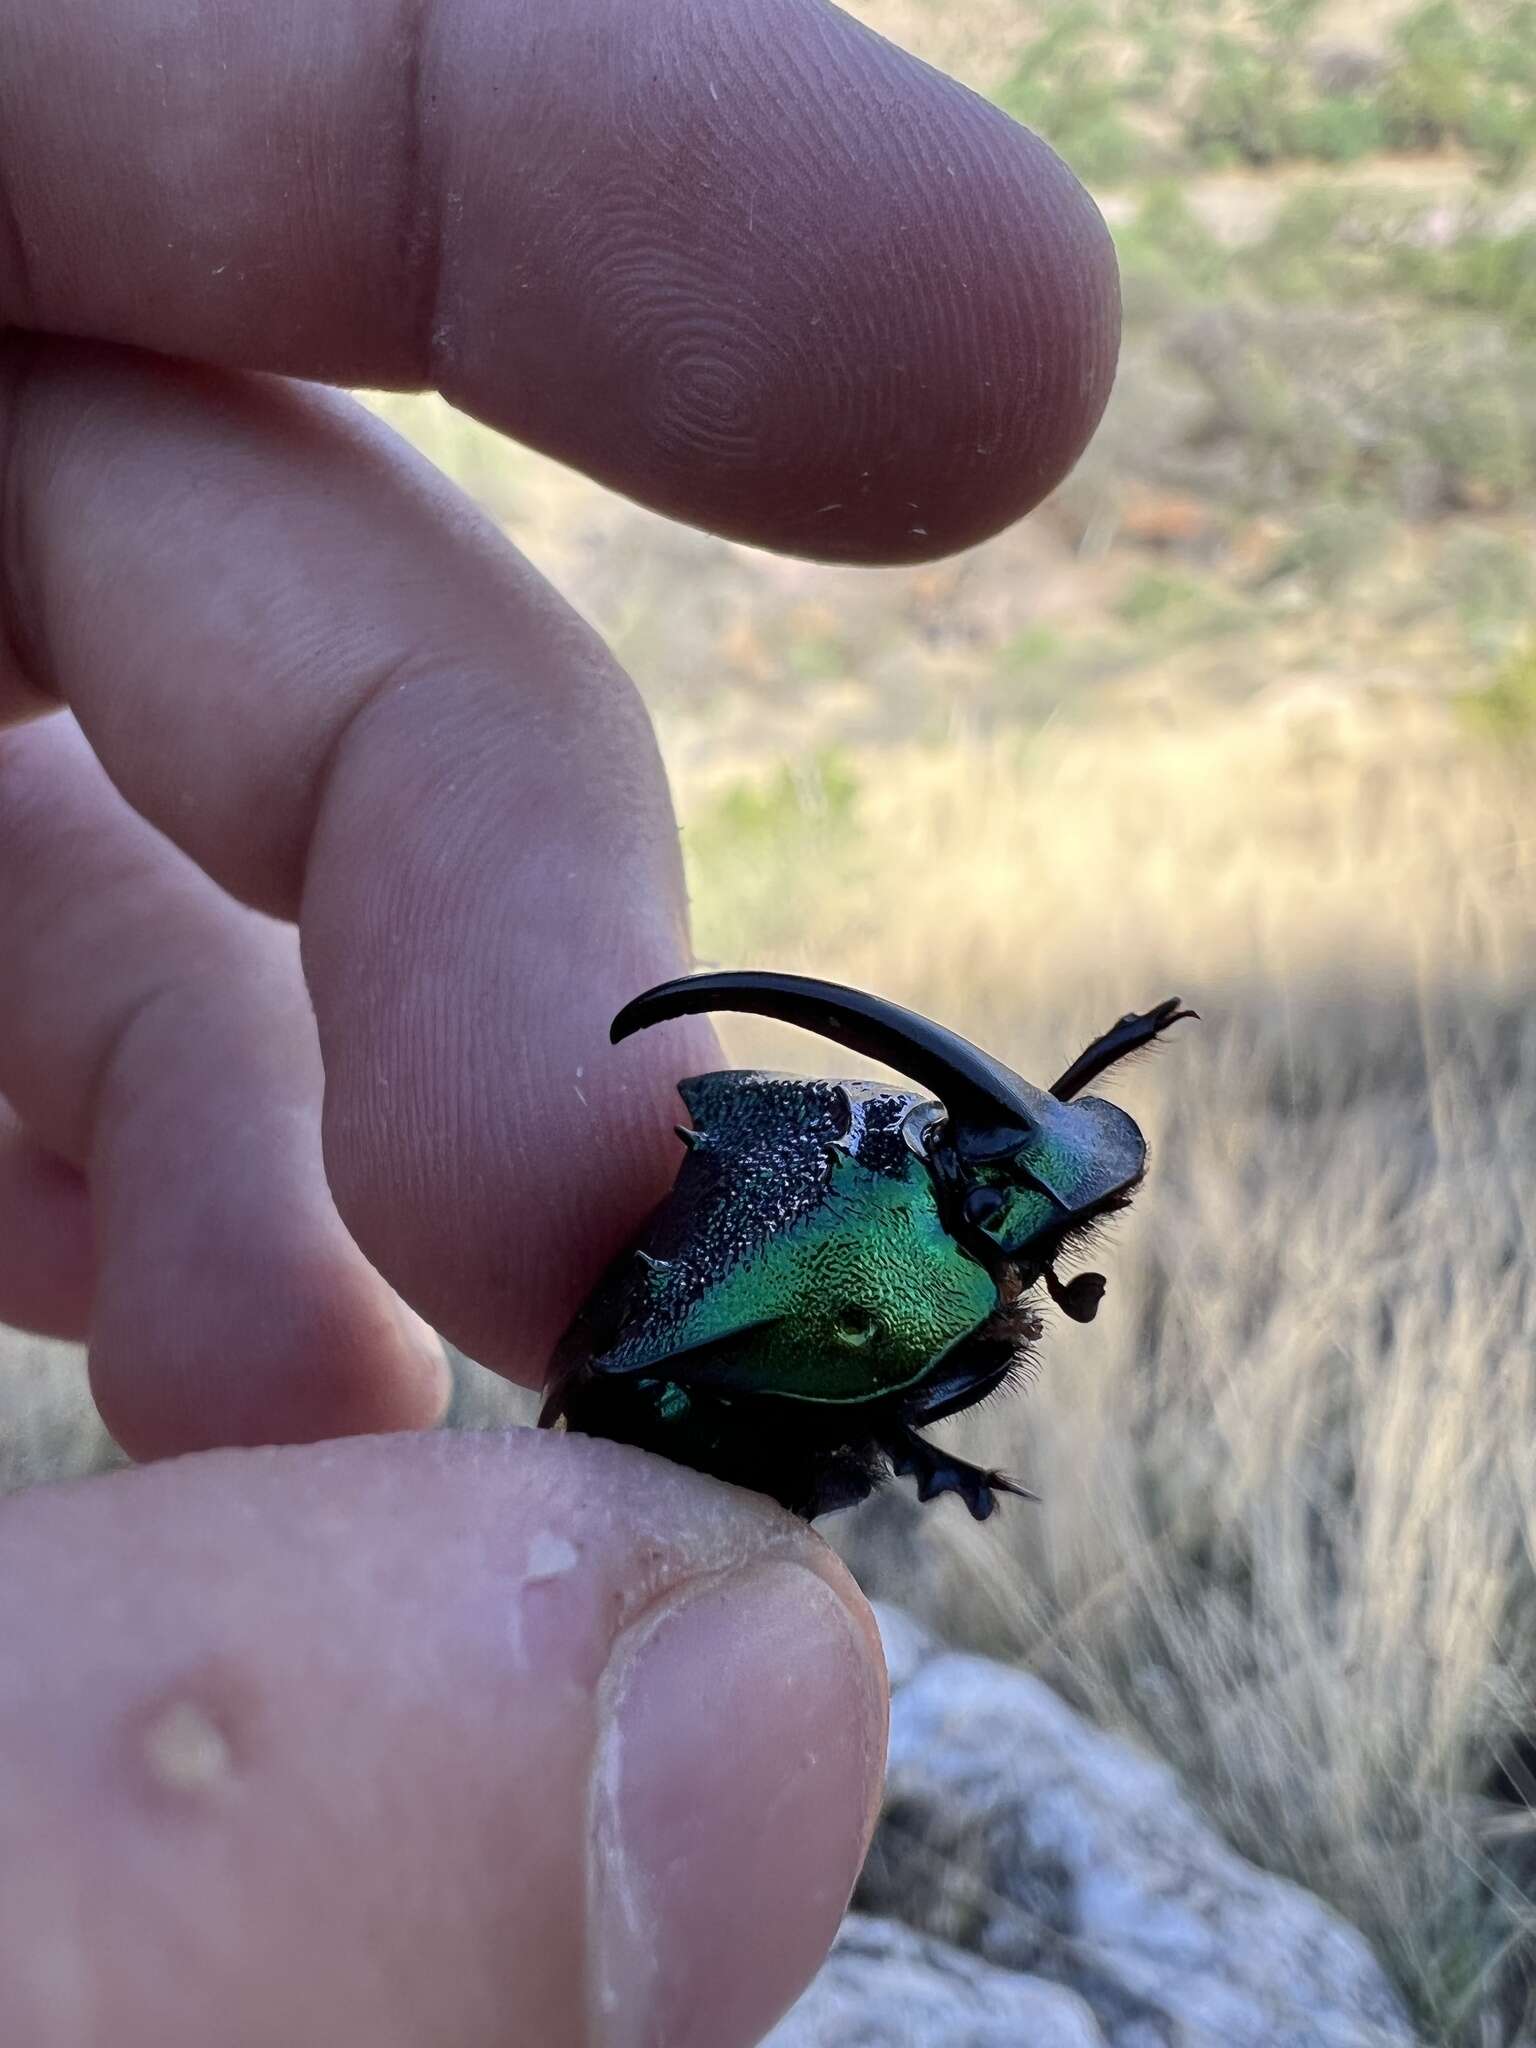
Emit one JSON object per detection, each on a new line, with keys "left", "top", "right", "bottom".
{"left": 0, "top": 0, "right": 1118, "bottom": 562}
{"left": 0, "top": 716, "right": 450, "bottom": 1455}
{"left": 2, "top": 346, "right": 717, "bottom": 1390}
{"left": 0, "top": 1429, "right": 888, "bottom": 2048}
{"left": 0, "top": 1100, "right": 92, "bottom": 1341}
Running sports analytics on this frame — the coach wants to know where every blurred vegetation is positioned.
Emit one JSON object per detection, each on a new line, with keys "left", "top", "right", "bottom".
{"left": 1458, "top": 633, "right": 1536, "bottom": 740}
{"left": 684, "top": 750, "right": 868, "bottom": 959}
{"left": 985, "top": 0, "right": 1536, "bottom": 183}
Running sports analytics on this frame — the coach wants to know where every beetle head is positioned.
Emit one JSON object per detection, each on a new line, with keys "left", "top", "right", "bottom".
{"left": 611, "top": 973, "right": 1193, "bottom": 1283}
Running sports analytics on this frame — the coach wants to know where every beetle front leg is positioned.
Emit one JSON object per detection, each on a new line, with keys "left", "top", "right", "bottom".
{"left": 887, "top": 1423, "right": 1037, "bottom": 1519}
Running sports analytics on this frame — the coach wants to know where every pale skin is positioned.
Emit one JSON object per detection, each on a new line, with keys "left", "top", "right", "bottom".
{"left": 0, "top": 2, "right": 1119, "bottom": 2043}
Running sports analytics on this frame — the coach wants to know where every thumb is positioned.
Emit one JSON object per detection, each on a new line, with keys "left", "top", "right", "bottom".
{"left": 0, "top": 1428, "right": 888, "bottom": 2048}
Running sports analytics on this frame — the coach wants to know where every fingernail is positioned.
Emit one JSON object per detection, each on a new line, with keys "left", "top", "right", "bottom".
{"left": 589, "top": 1559, "right": 887, "bottom": 2048}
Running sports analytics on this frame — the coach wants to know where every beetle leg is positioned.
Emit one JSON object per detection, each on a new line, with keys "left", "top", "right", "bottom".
{"left": 903, "top": 1353, "right": 1017, "bottom": 1428}
{"left": 888, "top": 1424, "right": 1038, "bottom": 1518}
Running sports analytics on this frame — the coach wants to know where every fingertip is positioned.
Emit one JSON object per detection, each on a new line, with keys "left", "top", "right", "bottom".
{"left": 443, "top": 0, "right": 1120, "bottom": 562}
{"left": 0, "top": 1430, "right": 885, "bottom": 2047}
{"left": 3, "top": 1, "right": 1115, "bottom": 565}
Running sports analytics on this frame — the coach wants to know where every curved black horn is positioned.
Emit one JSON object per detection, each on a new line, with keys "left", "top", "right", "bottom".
{"left": 612, "top": 972, "right": 1045, "bottom": 1133}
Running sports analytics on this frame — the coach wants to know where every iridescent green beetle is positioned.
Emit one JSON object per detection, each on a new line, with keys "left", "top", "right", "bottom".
{"left": 540, "top": 972, "right": 1192, "bottom": 1521}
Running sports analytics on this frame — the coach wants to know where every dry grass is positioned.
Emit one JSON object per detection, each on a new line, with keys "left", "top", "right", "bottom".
{"left": 682, "top": 692, "right": 1536, "bottom": 2042}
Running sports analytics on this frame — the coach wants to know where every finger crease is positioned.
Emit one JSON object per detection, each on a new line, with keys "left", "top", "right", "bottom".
{"left": 0, "top": 334, "right": 47, "bottom": 693}
{"left": 296, "top": 647, "right": 429, "bottom": 898}
{"left": 0, "top": 125, "right": 36, "bottom": 328}
{"left": 79, "top": 977, "right": 195, "bottom": 1171}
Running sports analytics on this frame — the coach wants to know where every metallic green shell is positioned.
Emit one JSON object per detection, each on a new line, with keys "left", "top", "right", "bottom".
{"left": 584, "top": 1072, "right": 997, "bottom": 1403}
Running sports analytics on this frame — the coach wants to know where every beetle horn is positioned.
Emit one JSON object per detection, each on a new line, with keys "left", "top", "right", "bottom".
{"left": 611, "top": 971, "right": 1048, "bottom": 1137}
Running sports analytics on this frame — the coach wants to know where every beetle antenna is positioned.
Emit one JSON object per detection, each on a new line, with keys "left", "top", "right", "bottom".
{"left": 1050, "top": 999, "right": 1197, "bottom": 1102}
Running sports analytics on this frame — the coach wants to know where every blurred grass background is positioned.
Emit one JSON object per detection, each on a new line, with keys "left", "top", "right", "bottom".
{"left": 6, "top": 0, "right": 1536, "bottom": 2037}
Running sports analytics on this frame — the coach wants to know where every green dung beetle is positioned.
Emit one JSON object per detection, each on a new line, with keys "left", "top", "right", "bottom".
{"left": 540, "top": 972, "right": 1193, "bottom": 1522}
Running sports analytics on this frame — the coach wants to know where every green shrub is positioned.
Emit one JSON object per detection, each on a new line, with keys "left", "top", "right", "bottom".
{"left": 1457, "top": 88, "right": 1536, "bottom": 178}
{"left": 684, "top": 751, "right": 866, "bottom": 957}
{"left": 1257, "top": 0, "right": 1326, "bottom": 44}
{"left": 1125, "top": 21, "right": 1184, "bottom": 101}
{"left": 1437, "top": 530, "right": 1536, "bottom": 653}
{"left": 1240, "top": 187, "right": 1361, "bottom": 301}
{"left": 1117, "top": 182, "right": 1230, "bottom": 301}
{"left": 1458, "top": 638, "right": 1536, "bottom": 744}
{"left": 1186, "top": 38, "right": 1299, "bottom": 164}
{"left": 1387, "top": 228, "right": 1536, "bottom": 333}
{"left": 1379, "top": 0, "right": 1480, "bottom": 148}
{"left": 697, "top": 750, "right": 859, "bottom": 848}
{"left": 1416, "top": 380, "right": 1533, "bottom": 509}
{"left": 1485, "top": 1, "right": 1536, "bottom": 88}
{"left": 1371, "top": 0, "right": 1536, "bottom": 171}
{"left": 1254, "top": 502, "right": 1394, "bottom": 596}
{"left": 786, "top": 632, "right": 850, "bottom": 683}
{"left": 999, "top": 624, "right": 1066, "bottom": 671}
{"left": 1116, "top": 570, "right": 1202, "bottom": 624}
{"left": 1114, "top": 570, "right": 1248, "bottom": 639}
{"left": 1288, "top": 96, "right": 1387, "bottom": 162}
{"left": 1000, "top": 64, "right": 1147, "bottom": 184}
{"left": 990, "top": 2, "right": 1150, "bottom": 187}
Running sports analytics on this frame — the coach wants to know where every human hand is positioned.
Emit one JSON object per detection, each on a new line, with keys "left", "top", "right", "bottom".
{"left": 0, "top": 2, "right": 1118, "bottom": 2042}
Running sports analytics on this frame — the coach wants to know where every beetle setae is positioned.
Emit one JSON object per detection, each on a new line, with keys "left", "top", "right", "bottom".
{"left": 540, "top": 972, "right": 1191, "bottom": 1521}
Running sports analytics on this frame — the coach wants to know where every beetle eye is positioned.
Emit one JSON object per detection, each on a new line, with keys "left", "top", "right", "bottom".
{"left": 962, "top": 1187, "right": 1007, "bottom": 1230}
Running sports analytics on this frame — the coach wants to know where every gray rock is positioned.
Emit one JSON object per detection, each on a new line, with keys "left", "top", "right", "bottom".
{"left": 0, "top": 1333, "right": 123, "bottom": 1495}
{"left": 780, "top": 1610, "right": 1419, "bottom": 2047}
{"left": 1308, "top": 42, "right": 1386, "bottom": 96}
{"left": 872, "top": 1601, "right": 940, "bottom": 1692}
{"left": 764, "top": 1914, "right": 1109, "bottom": 2048}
